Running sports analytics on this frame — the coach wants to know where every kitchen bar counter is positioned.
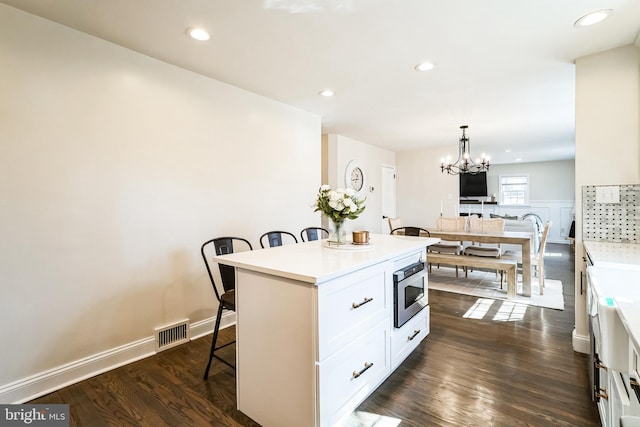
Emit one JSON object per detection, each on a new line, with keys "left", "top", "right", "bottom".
{"left": 213, "top": 233, "right": 440, "bottom": 284}
{"left": 212, "top": 234, "right": 439, "bottom": 427}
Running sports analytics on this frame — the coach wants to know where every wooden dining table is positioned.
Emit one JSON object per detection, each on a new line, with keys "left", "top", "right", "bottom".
{"left": 425, "top": 229, "right": 534, "bottom": 297}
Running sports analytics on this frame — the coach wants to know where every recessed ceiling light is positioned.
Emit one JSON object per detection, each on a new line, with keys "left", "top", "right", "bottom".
{"left": 505, "top": 149, "right": 512, "bottom": 153}
{"left": 574, "top": 9, "right": 613, "bottom": 27}
{"left": 319, "top": 89, "right": 334, "bottom": 97}
{"left": 515, "top": 158, "right": 523, "bottom": 162}
{"left": 186, "top": 27, "right": 210, "bottom": 41}
{"left": 414, "top": 62, "right": 435, "bottom": 72}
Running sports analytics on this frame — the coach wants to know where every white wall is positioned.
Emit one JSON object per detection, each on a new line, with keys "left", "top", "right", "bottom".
{"left": 395, "top": 147, "right": 575, "bottom": 239}
{"left": 396, "top": 145, "right": 459, "bottom": 228}
{"left": 324, "top": 134, "right": 395, "bottom": 234}
{"left": 487, "top": 160, "right": 575, "bottom": 243}
{"left": 487, "top": 160, "right": 575, "bottom": 201}
{"left": 573, "top": 44, "right": 640, "bottom": 353}
{"left": 0, "top": 4, "right": 320, "bottom": 401}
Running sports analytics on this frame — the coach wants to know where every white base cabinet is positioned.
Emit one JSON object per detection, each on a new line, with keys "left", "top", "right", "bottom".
{"left": 391, "top": 306, "right": 430, "bottom": 370}
{"left": 232, "top": 244, "right": 430, "bottom": 427}
{"left": 318, "top": 320, "right": 390, "bottom": 426}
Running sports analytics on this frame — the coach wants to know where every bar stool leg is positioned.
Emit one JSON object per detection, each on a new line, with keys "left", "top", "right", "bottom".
{"left": 203, "top": 303, "right": 224, "bottom": 380}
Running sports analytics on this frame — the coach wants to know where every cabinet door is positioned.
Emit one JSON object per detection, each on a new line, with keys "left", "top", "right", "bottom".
{"left": 610, "top": 370, "right": 631, "bottom": 427}
{"left": 628, "top": 342, "right": 640, "bottom": 416}
{"left": 598, "top": 366, "right": 611, "bottom": 427}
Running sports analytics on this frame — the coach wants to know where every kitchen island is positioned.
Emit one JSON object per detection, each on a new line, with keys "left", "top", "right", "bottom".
{"left": 212, "top": 234, "right": 439, "bottom": 427}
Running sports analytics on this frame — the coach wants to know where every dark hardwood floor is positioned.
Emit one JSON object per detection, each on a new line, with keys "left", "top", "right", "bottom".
{"left": 31, "top": 243, "right": 600, "bottom": 426}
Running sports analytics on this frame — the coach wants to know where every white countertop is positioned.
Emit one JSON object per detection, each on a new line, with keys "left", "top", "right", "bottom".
{"left": 618, "top": 299, "right": 640, "bottom": 352}
{"left": 585, "top": 241, "right": 640, "bottom": 352}
{"left": 584, "top": 241, "right": 640, "bottom": 269}
{"left": 211, "top": 234, "right": 440, "bottom": 285}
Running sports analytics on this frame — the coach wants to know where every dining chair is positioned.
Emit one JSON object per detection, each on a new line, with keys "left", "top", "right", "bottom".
{"left": 464, "top": 217, "right": 505, "bottom": 255}
{"left": 388, "top": 217, "right": 403, "bottom": 233}
{"left": 300, "top": 227, "right": 329, "bottom": 242}
{"left": 259, "top": 230, "right": 298, "bottom": 248}
{"left": 390, "top": 226, "right": 430, "bottom": 237}
{"left": 503, "top": 221, "right": 552, "bottom": 294}
{"left": 428, "top": 217, "right": 466, "bottom": 277}
{"left": 201, "top": 236, "right": 253, "bottom": 379}
{"left": 463, "top": 217, "right": 505, "bottom": 279}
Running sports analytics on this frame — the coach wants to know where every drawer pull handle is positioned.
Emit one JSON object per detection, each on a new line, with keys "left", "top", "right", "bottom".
{"left": 352, "top": 297, "right": 373, "bottom": 309}
{"left": 596, "top": 387, "right": 608, "bottom": 400}
{"left": 352, "top": 362, "right": 374, "bottom": 379}
{"left": 408, "top": 329, "right": 421, "bottom": 341}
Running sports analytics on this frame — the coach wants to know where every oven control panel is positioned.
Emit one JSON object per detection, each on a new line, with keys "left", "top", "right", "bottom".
{"left": 393, "top": 261, "right": 426, "bottom": 282}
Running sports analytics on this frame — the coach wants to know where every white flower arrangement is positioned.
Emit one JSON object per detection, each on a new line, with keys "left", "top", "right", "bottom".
{"left": 313, "top": 185, "right": 366, "bottom": 226}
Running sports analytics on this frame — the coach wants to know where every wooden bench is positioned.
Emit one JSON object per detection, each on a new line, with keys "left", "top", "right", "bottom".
{"left": 427, "top": 252, "right": 518, "bottom": 299}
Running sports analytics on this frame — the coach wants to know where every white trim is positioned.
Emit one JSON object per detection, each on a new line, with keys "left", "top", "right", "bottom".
{"left": 499, "top": 173, "right": 530, "bottom": 206}
{"left": 190, "top": 311, "right": 236, "bottom": 340}
{"left": 0, "top": 312, "right": 236, "bottom": 404}
{"left": 572, "top": 329, "right": 590, "bottom": 354}
{"left": 0, "top": 338, "right": 155, "bottom": 404}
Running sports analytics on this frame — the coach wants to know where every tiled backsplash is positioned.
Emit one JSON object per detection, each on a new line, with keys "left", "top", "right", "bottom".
{"left": 582, "top": 184, "right": 640, "bottom": 243}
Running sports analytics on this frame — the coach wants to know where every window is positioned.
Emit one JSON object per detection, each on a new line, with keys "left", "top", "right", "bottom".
{"left": 499, "top": 174, "right": 529, "bottom": 206}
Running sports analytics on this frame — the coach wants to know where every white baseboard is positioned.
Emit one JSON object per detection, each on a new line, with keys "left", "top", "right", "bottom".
{"left": 0, "top": 311, "right": 236, "bottom": 404}
{"left": 572, "top": 329, "right": 590, "bottom": 354}
{"left": 190, "top": 311, "right": 236, "bottom": 341}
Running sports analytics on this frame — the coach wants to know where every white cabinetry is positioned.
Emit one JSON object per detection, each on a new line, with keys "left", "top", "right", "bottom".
{"left": 629, "top": 341, "right": 640, "bottom": 416}
{"left": 390, "top": 307, "right": 429, "bottom": 370}
{"left": 317, "top": 262, "right": 389, "bottom": 361}
{"left": 587, "top": 262, "right": 640, "bottom": 427}
{"left": 316, "top": 262, "right": 391, "bottom": 425}
{"left": 219, "top": 236, "right": 435, "bottom": 427}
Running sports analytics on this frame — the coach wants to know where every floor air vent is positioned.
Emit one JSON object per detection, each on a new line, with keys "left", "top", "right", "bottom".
{"left": 155, "top": 319, "right": 190, "bottom": 352}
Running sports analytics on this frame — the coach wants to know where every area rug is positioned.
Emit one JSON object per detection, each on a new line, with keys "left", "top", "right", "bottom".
{"left": 428, "top": 267, "right": 564, "bottom": 310}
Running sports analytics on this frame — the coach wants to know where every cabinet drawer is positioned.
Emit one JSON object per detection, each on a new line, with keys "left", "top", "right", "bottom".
{"left": 391, "top": 306, "right": 429, "bottom": 369}
{"left": 317, "top": 321, "right": 389, "bottom": 427}
{"left": 317, "top": 264, "right": 389, "bottom": 360}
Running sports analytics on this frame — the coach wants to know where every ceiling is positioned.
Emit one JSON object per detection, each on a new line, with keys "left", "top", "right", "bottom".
{"left": 3, "top": 0, "right": 640, "bottom": 164}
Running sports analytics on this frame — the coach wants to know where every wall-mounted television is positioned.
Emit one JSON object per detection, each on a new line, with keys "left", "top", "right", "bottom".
{"left": 459, "top": 172, "right": 488, "bottom": 198}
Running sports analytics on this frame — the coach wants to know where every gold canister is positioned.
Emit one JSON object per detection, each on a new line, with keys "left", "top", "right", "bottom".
{"left": 352, "top": 230, "right": 370, "bottom": 245}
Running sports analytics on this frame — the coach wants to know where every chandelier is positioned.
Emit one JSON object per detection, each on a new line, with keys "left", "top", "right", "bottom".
{"left": 440, "top": 125, "right": 490, "bottom": 175}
